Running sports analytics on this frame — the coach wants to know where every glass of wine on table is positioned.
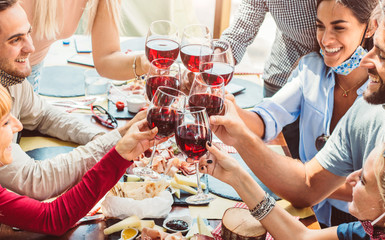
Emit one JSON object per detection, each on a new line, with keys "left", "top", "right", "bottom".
{"left": 180, "top": 24, "right": 212, "bottom": 73}
{"left": 133, "top": 86, "right": 186, "bottom": 180}
{"left": 145, "top": 20, "right": 180, "bottom": 68}
{"left": 175, "top": 106, "right": 214, "bottom": 204}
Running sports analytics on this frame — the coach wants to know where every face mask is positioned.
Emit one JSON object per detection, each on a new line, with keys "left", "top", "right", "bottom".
{"left": 360, "top": 212, "right": 385, "bottom": 240}
{"left": 0, "top": 69, "right": 25, "bottom": 87}
{"left": 320, "top": 46, "right": 367, "bottom": 76}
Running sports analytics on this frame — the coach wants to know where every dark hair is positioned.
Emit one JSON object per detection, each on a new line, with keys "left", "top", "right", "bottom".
{"left": 0, "top": 0, "right": 17, "bottom": 11}
{"left": 316, "top": 0, "right": 378, "bottom": 50}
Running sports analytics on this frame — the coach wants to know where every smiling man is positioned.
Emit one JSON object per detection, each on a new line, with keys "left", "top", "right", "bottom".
{"left": 0, "top": 0, "right": 141, "bottom": 201}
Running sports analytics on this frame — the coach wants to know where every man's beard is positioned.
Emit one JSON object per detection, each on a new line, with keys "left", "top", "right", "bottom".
{"left": 363, "top": 78, "right": 385, "bottom": 105}
{"left": 0, "top": 58, "right": 31, "bottom": 79}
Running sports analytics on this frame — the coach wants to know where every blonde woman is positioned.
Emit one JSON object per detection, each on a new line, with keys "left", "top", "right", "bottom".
{"left": 0, "top": 84, "right": 158, "bottom": 235}
{"left": 200, "top": 142, "right": 385, "bottom": 239}
{"left": 20, "top": 0, "right": 150, "bottom": 91}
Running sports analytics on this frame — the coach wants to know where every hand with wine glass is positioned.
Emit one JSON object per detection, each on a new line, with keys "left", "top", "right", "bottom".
{"left": 145, "top": 20, "right": 180, "bottom": 69}
{"left": 199, "top": 39, "right": 235, "bottom": 86}
{"left": 180, "top": 24, "right": 212, "bottom": 73}
{"left": 133, "top": 86, "right": 186, "bottom": 180}
{"left": 145, "top": 58, "right": 181, "bottom": 102}
{"left": 175, "top": 106, "right": 214, "bottom": 204}
{"left": 188, "top": 73, "right": 225, "bottom": 117}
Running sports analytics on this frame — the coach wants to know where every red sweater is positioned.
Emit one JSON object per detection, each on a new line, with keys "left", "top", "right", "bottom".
{"left": 0, "top": 147, "right": 132, "bottom": 236}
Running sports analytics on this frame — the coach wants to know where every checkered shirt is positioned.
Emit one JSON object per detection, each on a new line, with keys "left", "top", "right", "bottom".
{"left": 221, "top": 0, "right": 318, "bottom": 87}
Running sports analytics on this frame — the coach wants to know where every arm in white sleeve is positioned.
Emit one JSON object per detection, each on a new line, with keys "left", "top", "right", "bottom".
{"left": 11, "top": 81, "right": 104, "bottom": 145}
{"left": 0, "top": 129, "right": 121, "bottom": 200}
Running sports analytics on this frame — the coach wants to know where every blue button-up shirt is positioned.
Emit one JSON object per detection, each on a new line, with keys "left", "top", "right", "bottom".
{"left": 252, "top": 52, "right": 368, "bottom": 163}
{"left": 252, "top": 52, "right": 368, "bottom": 226}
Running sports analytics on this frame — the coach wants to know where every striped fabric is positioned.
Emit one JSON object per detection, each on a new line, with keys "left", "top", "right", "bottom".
{"left": 220, "top": 0, "right": 318, "bottom": 87}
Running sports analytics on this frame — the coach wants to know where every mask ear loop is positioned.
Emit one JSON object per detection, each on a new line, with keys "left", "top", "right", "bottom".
{"left": 372, "top": 212, "right": 385, "bottom": 226}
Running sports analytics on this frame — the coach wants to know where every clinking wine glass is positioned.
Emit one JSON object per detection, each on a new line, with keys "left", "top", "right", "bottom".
{"left": 145, "top": 20, "right": 180, "bottom": 69}
{"left": 180, "top": 24, "right": 213, "bottom": 73}
{"left": 175, "top": 106, "right": 214, "bottom": 204}
{"left": 199, "top": 39, "right": 235, "bottom": 85}
{"left": 133, "top": 86, "right": 186, "bottom": 180}
{"left": 188, "top": 73, "right": 225, "bottom": 117}
{"left": 145, "top": 58, "right": 181, "bottom": 102}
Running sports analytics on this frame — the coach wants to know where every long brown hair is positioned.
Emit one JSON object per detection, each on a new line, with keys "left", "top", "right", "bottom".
{"left": 316, "top": 0, "right": 378, "bottom": 50}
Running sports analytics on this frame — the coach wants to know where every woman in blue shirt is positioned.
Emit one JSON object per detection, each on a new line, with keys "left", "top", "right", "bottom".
{"left": 229, "top": 0, "right": 379, "bottom": 227}
{"left": 199, "top": 141, "right": 385, "bottom": 240}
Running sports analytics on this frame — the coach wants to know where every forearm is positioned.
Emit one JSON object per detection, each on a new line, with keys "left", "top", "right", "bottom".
{"left": 236, "top": 105, "right": 265, "bottom": 138}
{"left": 230, "top": 170, "right": 338, "bottom": 240}
{"left": 0, "top": 147, "right": 131, "bottom": 236}
{"left": 0, "top": 130, "right": 120, "bottom": 200}
{"left": 327, "top": 182, "right": 352, "bottom": 202}
{"left": 233, "top": 131, "right": 343, "bottom": 207}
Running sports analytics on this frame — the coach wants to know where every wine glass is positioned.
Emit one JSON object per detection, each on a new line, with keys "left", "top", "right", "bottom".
{"left": 145, "top": 20, "right": 180, "bottom": 68}
{"left": 180, "top": 24, "right": 212, "bottom": 73}
{"left": 199, "top": 39, "right": 235, "bottom": 85}
{"left": 188, "top": 73, "right": 225, "bottom": 116}
{"left": 145, "top": 58, "right": 181, "bottom": 102}
{"left": 175, "top": 106, "right": 214, "bottom": 204}
{"left": 133, "top": 86, "right": 186, "bottom": 180}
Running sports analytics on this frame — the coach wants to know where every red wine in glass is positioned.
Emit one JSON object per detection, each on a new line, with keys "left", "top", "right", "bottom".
{"left": 200, "top": 62, "right": 234, "bottom": 85}
{"left": 188, "top": 93, "right": 224, "bottom": 116}
{"left": 180, "top": 44, "right": 213, "bottom": 72}
{"left": 145, "top": 76, "right": 180, "bottom": 102}
{"left": 147, "top": 107, "right": 179, "bottom": 138}
{"left": 145, "top": 39, "right": 180, "bottom": 68}
{"left": 175, "top": 124, "right": 212, "bottom": 160}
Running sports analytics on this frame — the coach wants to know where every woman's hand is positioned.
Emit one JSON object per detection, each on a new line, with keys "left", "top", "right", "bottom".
{"left": 199, "top": 142, "right": 243, "bottom": 186}
{"left": 115, "top": 118, "right": 158, "bottom": 161}
{"left": 209, "top": 99, "right": 249, "bottom": 147}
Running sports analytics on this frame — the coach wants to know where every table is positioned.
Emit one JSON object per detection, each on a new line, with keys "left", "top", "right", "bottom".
{"left": 1, "top": 38, "right": 319, "bottom": 239}
{"left": 1, "top": 127, "right": 319, "bottom": 240}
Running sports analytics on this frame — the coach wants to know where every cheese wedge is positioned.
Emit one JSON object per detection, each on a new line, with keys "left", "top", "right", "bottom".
{"left": 185, "top": 223, "right": 199, "bottom": 239}
{"left": 171, "top": 179, "right": 197, "bottom": 195}
{"left": 197, "top": 215, "right": 213, "bottom": 237}
{"left": 138, "top": 220, "right": 155, "bottom": 231}
{"left": 174, "top": 174, "right": 206, "bottom": 189}
{"left": 104, "top": 215, "right": 140, "bottom": 235}
{"left": 174, "top": 188, "right": 181, "bottom": 199}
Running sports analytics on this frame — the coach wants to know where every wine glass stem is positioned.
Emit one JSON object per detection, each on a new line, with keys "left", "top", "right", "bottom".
{"left": 194, "top": 161, "right": 204, "bottom": 195}
{"left": 147, "top": 141, "right": 157, "bottom": 169}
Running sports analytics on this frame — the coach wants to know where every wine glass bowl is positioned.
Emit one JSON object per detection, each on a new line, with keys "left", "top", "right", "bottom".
{"left": 133, "top": 86, "right": 186, "bottom": 180}
{"left": 188, "top": 73, "right": 225, "bottom": 117}
{"left": 180, "top": 24, "right": 212, "bottom": 72}
{"left": 145, "top": 20, "right": 180, "bottom": 68}
{"left": 199, "top": 39, "right": 235, "bottom": 85}
{"left": 175, "top": 106, "right": 214, "bottom": 205}
{"left": 145, "top": 58, "right": 181, "bottom": 102}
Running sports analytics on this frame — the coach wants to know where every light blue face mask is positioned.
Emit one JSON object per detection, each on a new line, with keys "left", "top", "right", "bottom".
{"left": 320, "top": 46, "right": 368, "bottom": 76}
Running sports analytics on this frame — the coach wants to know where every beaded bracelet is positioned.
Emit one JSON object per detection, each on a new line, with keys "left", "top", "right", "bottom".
{"left": 132, "top": 55, "right": 140, "bottom": 80}
{"left": 249, "top": 192, "right": 276, "bottom": 220}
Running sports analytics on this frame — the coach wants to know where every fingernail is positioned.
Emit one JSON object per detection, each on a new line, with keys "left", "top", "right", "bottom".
{"left": 208, "top": 142, "right": 212, "bottom": 147}
{"left": 207, "top": 159, "right": 213, "bottom": 164}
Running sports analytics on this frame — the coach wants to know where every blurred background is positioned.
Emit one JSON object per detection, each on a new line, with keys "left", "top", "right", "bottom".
{"left": 76, "top": 0, "right": 277, "bottom": 73}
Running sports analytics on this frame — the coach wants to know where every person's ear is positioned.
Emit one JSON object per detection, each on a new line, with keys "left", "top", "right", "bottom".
{"left": 366, "top": 19, "right": 378, "bottom": 39}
